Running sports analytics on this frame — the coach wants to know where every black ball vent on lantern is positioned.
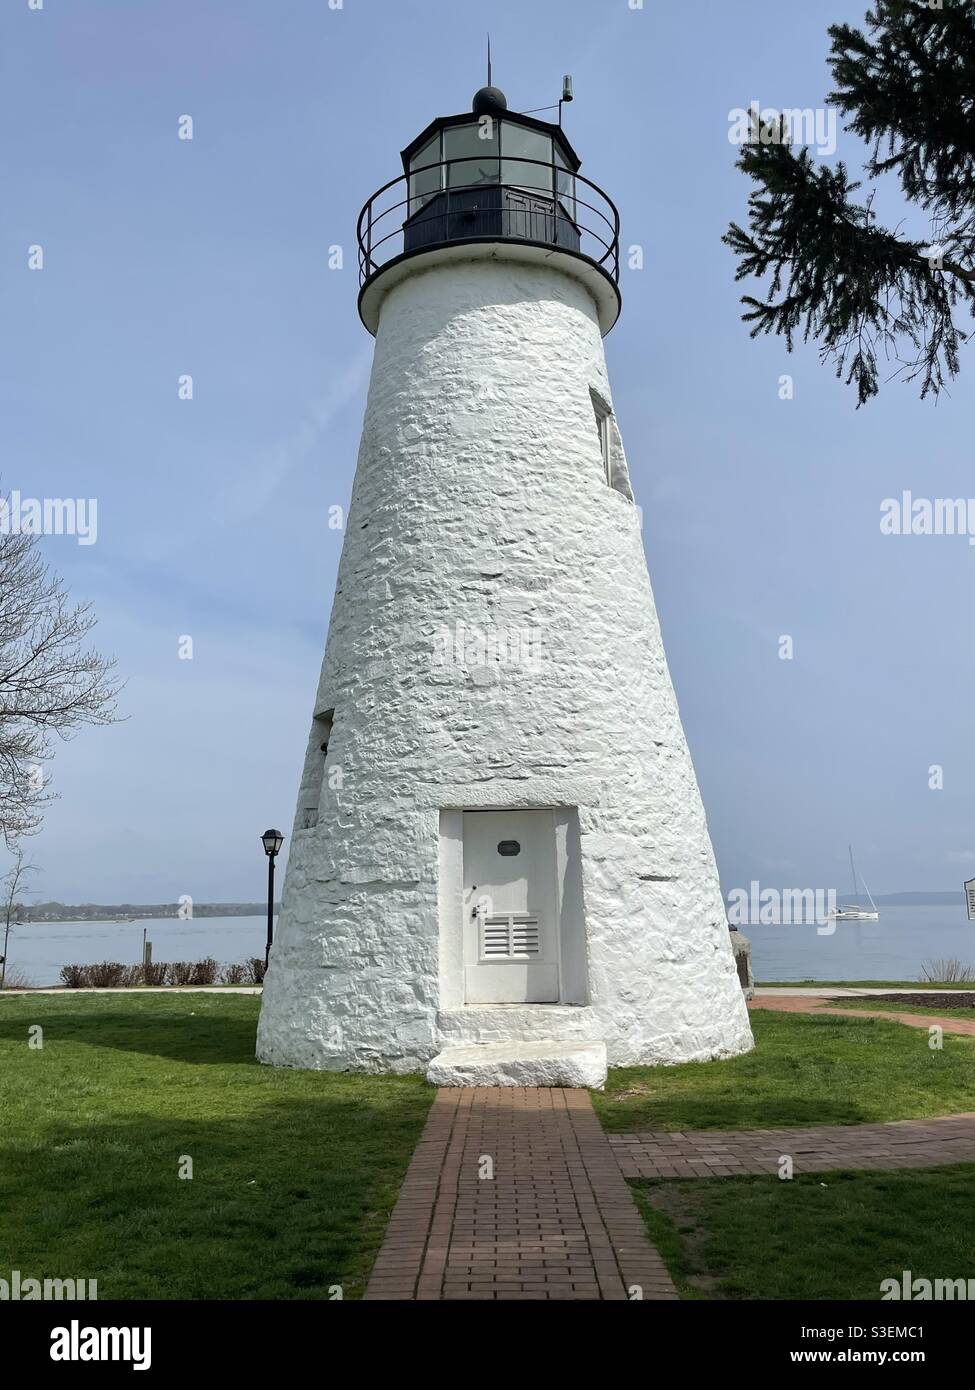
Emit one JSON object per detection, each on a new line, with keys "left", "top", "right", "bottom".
{"left": 472, "top": 85, "right": 508, "bottom": 117}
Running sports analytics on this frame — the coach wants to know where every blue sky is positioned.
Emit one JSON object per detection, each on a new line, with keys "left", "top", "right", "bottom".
{"left": 2, "top": 0, "right": 972, "bottom": 904}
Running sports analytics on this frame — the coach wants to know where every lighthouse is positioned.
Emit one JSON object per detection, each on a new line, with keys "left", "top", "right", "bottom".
{"left": 256, "top": 80, "right": 753, "bottom": 1086}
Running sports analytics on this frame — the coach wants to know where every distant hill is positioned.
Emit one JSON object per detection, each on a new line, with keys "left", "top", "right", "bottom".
{"left": 872, "top": 892, "right": 966, "bottom": 906}
{"left": 18, "top": 902, "right": 280, "bottom": 923}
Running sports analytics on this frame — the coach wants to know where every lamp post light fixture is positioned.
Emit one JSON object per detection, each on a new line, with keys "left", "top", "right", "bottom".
{"left": 261, "top": 828, "right": 284, "bottom": 971}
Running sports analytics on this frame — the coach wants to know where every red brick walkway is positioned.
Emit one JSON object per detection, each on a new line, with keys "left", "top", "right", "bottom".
{"left": 752, "top": 994, "right": 975, "bottom": 1035}
{"left": 365, "top": 1087, "right": 677, "bottom": 1301}
{"left": 609, "top": 1112, "right": 975, "bottom": 1179}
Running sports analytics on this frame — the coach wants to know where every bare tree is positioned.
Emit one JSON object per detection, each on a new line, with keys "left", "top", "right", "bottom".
{"left": 0, "top": 851, "right": 37, "bottom": 988}
{"left": 0, "top": 526, "right": 121, "bottom": 848}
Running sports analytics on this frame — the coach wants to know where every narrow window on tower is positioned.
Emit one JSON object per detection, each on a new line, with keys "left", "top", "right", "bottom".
{"left": 590, "top": 389, "right": 613, "bottom": 484}
{"left": 589, "top": 391, "right": 611, "bottom": 483}
{"left": 299, "top": 709, "right": 334, "bottom": 830}
{"left": 316, "top": 709, "right": 334, "bottom": 761}
{"left": 589, "top": 387, "right": 635, "bottom": 502}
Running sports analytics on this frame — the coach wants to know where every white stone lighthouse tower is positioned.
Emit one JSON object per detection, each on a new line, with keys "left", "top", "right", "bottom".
{"left": 257, "top": 82, "right": 753, "bottom": 1085}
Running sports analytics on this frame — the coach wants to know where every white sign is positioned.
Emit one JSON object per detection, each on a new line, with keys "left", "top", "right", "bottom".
{"left": 966, "top": 879, "right": 975, "bottom": 921}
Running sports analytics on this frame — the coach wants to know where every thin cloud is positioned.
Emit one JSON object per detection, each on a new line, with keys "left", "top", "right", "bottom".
{"left": 224, "top": 348, "right": 372, "bottom": 522}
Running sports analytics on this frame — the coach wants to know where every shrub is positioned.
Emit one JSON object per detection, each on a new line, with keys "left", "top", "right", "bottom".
{"left": 87, "top": 962, "right": 130, "bottom": 988}
{"left": 189, "top": 957, "right": 218, "bottom": 986}
{"left": 57, "top": 957, "right": 259, "bottom": 989}
{"left": 1, "top": 965, "right": 34, "bottom": 989}
{"left": 920, "top": 958, "right": 974, "bottom": 984}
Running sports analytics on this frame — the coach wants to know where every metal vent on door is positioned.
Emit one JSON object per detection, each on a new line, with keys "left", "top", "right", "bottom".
{"left": 479, "top": 912, "right": 541, "bottom": 960}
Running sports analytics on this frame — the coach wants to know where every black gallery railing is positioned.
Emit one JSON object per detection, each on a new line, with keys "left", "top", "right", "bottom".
{"left": 357, "top": 155, "right": 621, "bottom": 286}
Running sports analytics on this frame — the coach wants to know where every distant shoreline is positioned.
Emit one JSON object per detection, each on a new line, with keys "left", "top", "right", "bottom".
{"left": 19, "top": 905, "right": 280, "bottom": 925}
{"left": 869, "top": 893, "right": 965, "bottom": 906}
{"left": 44, "top": 917, "right": 270, "bottom": 926}
{"left": 19, "top": 892, "right": 966, "bottom": 925}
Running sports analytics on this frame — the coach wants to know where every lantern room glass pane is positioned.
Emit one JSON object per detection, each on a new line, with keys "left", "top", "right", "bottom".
{"left": 444, "top": 122, "right": 499, "bottom": 188}
{"left": 501, "top": 124, "right": 553, "bottom": 193}
{"left": 554, "top": 144, "right": 577, "bottom": 223}
{"left": 409, "top": 133, "right": 442, "bottom": 215}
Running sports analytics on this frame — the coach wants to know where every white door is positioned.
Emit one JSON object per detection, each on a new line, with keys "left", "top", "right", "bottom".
{"left": 462, "top": 810, "right": 559, "bottom": 1004}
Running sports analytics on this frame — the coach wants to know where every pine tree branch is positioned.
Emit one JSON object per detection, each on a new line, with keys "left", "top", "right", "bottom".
{"left": 724, "top": 118, "right": 973, "bottom": 404}
{"left": 827, "top": 1, "right": 975, "bottom": 221}
{"left": 727, "top": 2, "right": 975, "bottom": 401}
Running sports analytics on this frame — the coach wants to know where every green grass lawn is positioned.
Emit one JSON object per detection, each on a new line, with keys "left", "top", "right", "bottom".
{"left": 6, "top": 996, "right": 971, "bottom": 1303}
{"left": 634, "top": 1166, "right": 975, "bottom": 1300}
{"left": 0, "top": 993, "right": 432, "bottom": 1299}
{"left": 594, "top": 1010, "right": 975, "bottom": 1132}
{"left": 820, "top": 997, "right": 975, "bottom": 1022}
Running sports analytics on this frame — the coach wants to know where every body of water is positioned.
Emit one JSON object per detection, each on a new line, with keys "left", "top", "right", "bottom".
{"left": 746, "top": 904, "right": 974, "bottom": 981}
{"left": 4, "top": 916, "right": 268, "bottom": 987}
{"left": 4, "top": 906, "right": 972, "bottom": 989}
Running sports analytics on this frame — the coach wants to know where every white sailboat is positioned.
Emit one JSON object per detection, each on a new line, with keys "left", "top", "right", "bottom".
{"left": 827, "top": 845, "right": 881, "bottom": 922}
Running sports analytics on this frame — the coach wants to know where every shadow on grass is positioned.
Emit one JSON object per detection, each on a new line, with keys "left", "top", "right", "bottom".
{"left": 602, "top": 1087, "right": 870, "bottom": 1131}
{"left": 2, "top": 1092, "right": 431, "bottom": 1300}
{"left": 0, "top": 995, "right": 263, "bottom": 1065}
{"left": 0, "top": 992, "right": 434, "bottom": 1299}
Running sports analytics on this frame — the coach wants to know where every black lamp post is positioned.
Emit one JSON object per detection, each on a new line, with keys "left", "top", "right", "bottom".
{"left": 261, "top": 828, "right": 284, "bottom": 970}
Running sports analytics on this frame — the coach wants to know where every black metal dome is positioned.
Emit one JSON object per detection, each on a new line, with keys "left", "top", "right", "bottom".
{"left": 472, "top": 85, "right": 508, "bottom": 117}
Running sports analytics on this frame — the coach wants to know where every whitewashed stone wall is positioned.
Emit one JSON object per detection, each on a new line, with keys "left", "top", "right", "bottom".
{"left": 257, "top": 255, "right": 754, "bottom": 1072}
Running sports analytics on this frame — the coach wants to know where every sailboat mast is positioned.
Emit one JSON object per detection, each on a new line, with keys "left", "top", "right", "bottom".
{"left": 848, "top": 844, "right": 858, "bottom": 904}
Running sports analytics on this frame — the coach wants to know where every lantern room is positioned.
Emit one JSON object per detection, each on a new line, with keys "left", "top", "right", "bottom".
{"left": 356, "top": 85, "right": 621, "bottom": 336}
{"left": 402, "top": 87, "right": 582, "bottom": 256}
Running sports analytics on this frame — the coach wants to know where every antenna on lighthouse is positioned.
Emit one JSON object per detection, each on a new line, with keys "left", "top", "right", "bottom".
{"left": 472, "top": 39, "right": 507, "bottom": 117}
{"left": 559, "top": 74, "right": 574, "bottom": 125}
{"left": 523, "top": 73, "right": 576, "bottom": 123}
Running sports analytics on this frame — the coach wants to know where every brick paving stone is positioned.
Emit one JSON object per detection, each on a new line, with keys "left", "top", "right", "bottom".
{"left": 607, "top": 1112, "right": 975, "bottom": 1178}
{"left": 365, "top": 1001, "right": 974, "bottom": 1301}
{"left": 365, "top": 1086, "right": 677, "bottom": 1301}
